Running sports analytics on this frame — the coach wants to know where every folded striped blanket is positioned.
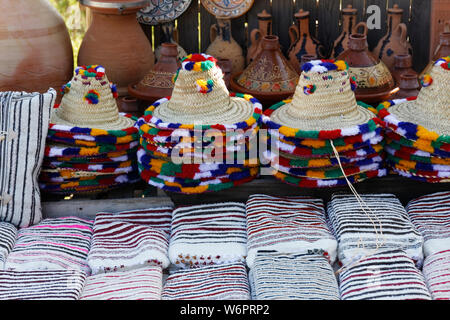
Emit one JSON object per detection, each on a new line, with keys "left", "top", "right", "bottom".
{"left": 251, "top": 252, "right": 340, "bottom": 300}
{"left": 169, "top": 202, "right": 247, "bottom": 268}
{"left": 327, "top": 193, "right": 424, "bottom": 267}
{"left": 406, "top": 192, "right": 450, "bottom": 257}
{"left": 80, "top": 266, "right": 163, "bottom": 300}
{"left": 246, "top": 194, "right": 337, "bottom": 268}
{"left": 162, "top": 263, "right": 250, "bottom": 300}
{"left": 339, "top": 249, "right": 431, "bottom": 300}
{"left": 0, "top": 270, "right": 86, "bottom": 300}
{"left": 87, "top": 207, "right": 172, "bottom": 274}
{"left": 0, "top": 222, "right": 17, "bottom": 268}
{"left": 4, "top": 217, "right": 93, "bottom": 273}
{"left": 422, "top": 249, "right": 450, "bottom": 300}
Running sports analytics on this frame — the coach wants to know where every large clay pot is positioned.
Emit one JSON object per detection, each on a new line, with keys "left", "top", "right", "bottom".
{"left": 128, "top": 43, "right": 180, "bottom": 106}
{"left": 78, "top": 0, "right": 154, "bottom": 96}
{"left": 373, "top": 4, "right": 412, "bottom": 71}
{"left": 391, "top": 54, "right": 416, "bottom": 86}
{"left": 231, "top": 35, "right": 299, "bottom": 107}
{"left": 0, "top": 0, "right": 73, "bottom": 96}
{"left": 206, "top": 18, "right": 245, "bottom": 74}
{"left": 154, "top": 21, "right": 187, "bottom": 62}
{"left": 391, "top": 73, "right": 420, "bottom": 100}
{"left": 421, "top": 32, "right": 450, "bottom": 77}
{"left": 332, "top": 5, "right": 368, "bottom": 59}
{"left": 287, "top": 9, "right": 325, "bottom": 73}
{"left": 337, "top": 33, "right": 396, "bottom": 104}
{"left": 247, "top": 9, "right": 272, "bottom": 65}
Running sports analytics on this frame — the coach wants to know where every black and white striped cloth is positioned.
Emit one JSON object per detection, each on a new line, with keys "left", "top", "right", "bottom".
{"left": 338, "top": 249, "right": 431, "bottom": 300}
{"left": 0, "top": 270, "right": 86, "bottom": 300}
{"left": 0, "top": 222, "right": 17, "bottom": 268}
{"left": 406, "top": 191, "right": 450, "bottom": 257}
{"left": 169, "top": 202, "right": 247, "bottom": 268}
{"left": 0, "top": 90, "right": 56, "bottom": 228}
{"left": 246, "top": 194, "right": 337, "bottom": 268}
{"left": 327, "top": 193, "right": 424, "bottom": 267}
{"left": 251, "top": 251, "right": 340, "bottom": 300}
{"left": 422, "top": 249, "right": 450, "bottom": 300}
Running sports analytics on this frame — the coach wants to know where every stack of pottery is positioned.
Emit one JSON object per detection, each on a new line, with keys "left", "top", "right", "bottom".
{"left": 392, "top": 54, "right": 417, "bottom": 85}
{"left": 247, "top": 9, "right": 272, "bottom": 65}
{"left": 377, "top": 57, "right": 450, "bottom": 183}
{"left": 40, "top": 65, "right": 140, "bottom": 195}
{"left": 262, "top": 59, "right": 386, "bottom": 188}
{"left": 231, "top": 36, "right": 299, "bottom": 107}
{"left": 136, "top": 54, "right": 262, "bottom": 194}
{"left": 337, "top": 33, "right": 397, "bottom": 105}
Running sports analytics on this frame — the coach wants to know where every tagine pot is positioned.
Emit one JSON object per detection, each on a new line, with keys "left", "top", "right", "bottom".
{"left": 337, "top": 33, "right": 397, "bottom": 104}
{"left": 231, "top": 35, "right": 299, "bottom": 107}
{"left": 0, "top": 0, "right": 73, "bottom": 98}
{"left": 247, "top": 9, "right": 272, "bottom": 65}
{"left": 391, "top": 73, "right": 420, "bottom": 100}
{"left": 78, "top": 0, "right": 155, "bottom": 96}
{"left": 391, "top": 54, "right": 416, "bottom": 86}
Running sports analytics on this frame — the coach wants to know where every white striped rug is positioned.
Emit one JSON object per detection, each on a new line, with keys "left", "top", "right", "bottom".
{"left": 0, "top": 222, "right": 17, "bottom": 268}
{"left": 422, "top": 249, "right": 450, "bottom": 300}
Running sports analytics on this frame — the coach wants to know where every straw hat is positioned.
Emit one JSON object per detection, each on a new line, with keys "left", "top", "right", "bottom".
{"left": 268, "top": 59, "right": 376, "bottom": 131}
{"left": 150, "top": 54, "right": 257, "bottom": 126}
{"left": 387, "top": 58, "right": 450, "bottom": 137}
{"left": 51, "top": 65, "right": 136, "bottom": 130}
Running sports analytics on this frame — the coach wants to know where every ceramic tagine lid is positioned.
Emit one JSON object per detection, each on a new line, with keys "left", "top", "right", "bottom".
{"left": 201, "top": 0, "right": 254, "bottom": 18}
{"left": 80, "top": 0, "right": 149, "bottom": 14}
{"left": 137, "top": 0, "right": 192, "bottom": 25}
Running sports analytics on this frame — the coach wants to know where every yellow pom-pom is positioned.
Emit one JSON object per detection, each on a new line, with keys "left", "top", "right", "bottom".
{"left": 335, "top": 60, "right": 348, "bottom": 71}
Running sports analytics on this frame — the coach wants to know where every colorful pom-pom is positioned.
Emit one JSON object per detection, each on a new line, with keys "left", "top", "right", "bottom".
{"left": 84, "top": 89, "right": 100, "bottom": 104}
{"left": 181, "top": 53, "right": 217, "bottom": 72}
{"left": 302, "top": 59, "right": 349, "bottom": 73}
{"left": 61, "top": 82, "right": 71, "bottom": 96}
{"left": 420, "top": 74, "right": 433, "bottom": 87}
{"left": 303, "top": 84, "right": 316, "bottom": 95}
{"left": 350, "top": 76, "right": 358, "bottom": 91}
{"left": 196, "top": 79, "right": 214, "bottom": 94}
{"left": 75, "top": 65, "right": 106, "bottom": 78}
{"left": 110, "top": 83, "right": 118, "bottom": 98}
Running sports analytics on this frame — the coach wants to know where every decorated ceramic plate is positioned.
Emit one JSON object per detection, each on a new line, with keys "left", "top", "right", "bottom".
{"left": 138, "top": 0, "right": 192, "bottom": 25}
{"left": 201, "top": 0, "right": 254, "bottom": 18}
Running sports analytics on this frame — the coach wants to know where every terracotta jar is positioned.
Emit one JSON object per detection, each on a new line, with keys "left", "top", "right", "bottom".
{"left": 78, "top": 0, "right": 155, "bottom": 96}
{"left": 217, "top": 59, "right": 232, "bottom": 89}
{"left": 373, "top": 4, "right": 412, "bottom": 71}
{"left": 155, "top": 21, "right": 187, "bottom": 62}
{"left": 391, "top": 54, "right": 416, "bottom": 86}
{"left": 332, "top": 5, "right": 368, "bottom": 59}
{"left": 337, "top": 33, "right": 396, "bottom": 104}
{"left": 128, "top": 43, "right": 180, "bottom": 106}
{"left": 0, "top": 0, "right": 73, "bottom": 97}
{"left": 391, "top": 73, "right": 420, "bottom": 99}
{"left": 421, "top": 32, "right": 450, "bottom": 77}
{"left": 287, "top": 9, "right": 324, "bottom": 73}
{"left": 247, "top": 9, "right": 272, "bottom": 65}
{"left": 117, "top": 96, "right": 141, "bottom": 117}
{"left": 206, "top": 18, "right": 245, "bottom": 74}
{"left": 230, "top": 35, "right": 299, "bottom": 107}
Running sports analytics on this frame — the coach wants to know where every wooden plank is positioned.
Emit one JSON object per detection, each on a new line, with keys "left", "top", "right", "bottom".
{"left": 246, "top": 0, "right": 271, "bottom": 50}
{"left": 231, "top": 15, "right": 247, "bottom": 57}
{"left": 272, "top": 0, "right": 295, "bottom": 54}
{"left": 366, "top": 0, "right": 388, "bottom": 51}
{"left": 318, "top": 0, "right": 341, "bottom": 58}
{"left": 177, "top": 0, "right": 200, "bottom": 53}
{"left": 200, "top": 4, "right": 216, "bottom": 52}
{"left": 409, "top": 0, "right": 431, "bottom": 72}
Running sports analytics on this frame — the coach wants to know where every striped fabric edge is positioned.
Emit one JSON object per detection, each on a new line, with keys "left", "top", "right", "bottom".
{"left": 422, "top": 249, "right": 450, "bottom": 300}
{"left": 0, "top": 222, "right": 17, "bottom": 268}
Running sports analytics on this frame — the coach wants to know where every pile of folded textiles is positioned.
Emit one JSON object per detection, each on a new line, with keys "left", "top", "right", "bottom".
{"left": 136, "top": 54, "right": 262, "bottom": 194}
{"left": 376, "top": 56, "right": 450, "bottom": 183}
{"left": 262, "top": 59, "right": 386, "bottom": 188}
{"left": 39, "top": 65, "right": 140, "bottom": 195}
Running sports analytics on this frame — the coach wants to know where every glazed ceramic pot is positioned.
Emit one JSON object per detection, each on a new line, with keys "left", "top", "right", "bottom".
{"left": 201, "top": 0, "right": 254, "bottom": 18}
{"left": 421, "top": 32, "right": 450, "bottom": 77}
{"left": 391, "top": 54, "right": 416, "bottom": 86}
{"left": 128, "top": 43, "right": 180, "bottom": 106}
{"left": 78, "top": 0, "right": 155, "bottom": 96}
{"left": 154, "top": 21, "right": 187, "bottom": 62}
{"left": 287, "top": 9, "right": 325, "bottom": 73}
{"left": 206, "top": 18, "right": 245, "bottom": 74}
{"left": 231, "top": 35, "right": 299, "bottom": 107}
{"left": 373, "top": 4, "right": 412, "bottom": 71}
{"left": 332, "top": 5, "right": 368, "bottom": 59}
{"left": 391, "top": 73, "right": 420, "bottom": 99}
{"left": 337, "top": 33, "right": 396, "bottom": 104}
{"left": 0, "top": 0, "right": 73, "bottom": 96}
{"left": 137, "top": 0, "right": 192, "bottom": 25}
{"left": 217, "top": 58, "right": 232, "bottom": 89}
{"left": 247, "top": 9, "right": 272, "bottom": 65}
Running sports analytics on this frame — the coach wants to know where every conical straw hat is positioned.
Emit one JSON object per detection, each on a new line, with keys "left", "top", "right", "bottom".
{"left": 151, "top": 54, "right": 256, "bottom": 125}
{"left": 51, "top": 65, "right": 135, "bottom": 130}
{"left": 269, "top": 60, "right": 375, "bottom": 131}
{"left": 388, "top": 57, "right": 450, "bottom": 137}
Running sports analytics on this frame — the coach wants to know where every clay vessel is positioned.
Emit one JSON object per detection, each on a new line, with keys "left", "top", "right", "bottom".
{"left": 78, "top": 0, "right": 155, "bottom": 96}
{"left": 117, "top": 96, "right": 141, "bottom": 117}
{"left": 154, "top": 21, "right": 187, "bottom": 62}
{"left": 0, "top": 0, "right": 73, "bottom": 98}
{"left": 300, "top": 54, "right": 317, "bottom": 69}
{"left": 217, "top": 59, "right": 232, "bottom": 89}
{"left": 206, "top": 17, "right": 245, "bottom": 74}
{"left": 287, "top": 9, "right": 325, "bottom": 73}
{"left": 391, "top": 54, "right": 416, "bottom": 86}
{"left": 337, "top": 33, "right": 396, "bottom": 104}
{"left": 421, "top": 32, "right": 450, "bottom": 77}
{"left": 373, "top": 4, "right": 412, "bottom": 71}
{"left": 332, "top": 5, "right": 368, "bottom": 59}
{"left": 231, "top": 35, "right": 299, "bottom": 107}
{"left": 128, "top": 43, "right": 180, "bottom": 106}
{"left": 391, "top": 73, "right": 420, "bottom": 99}
{"left": 247, "top": 9, "right": 272, "bottom": 65}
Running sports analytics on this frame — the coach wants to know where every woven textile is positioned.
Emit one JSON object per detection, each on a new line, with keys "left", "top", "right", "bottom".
{"left": 422, "top": 249, "right": 450, "bottom": 300}
{"left": 0, "top": 270, "right": 86, "bottom": 300}
{"left": 87, "top": 207, "right": 172, "bottom": 274}
{"left": 5, "top": 217, "right": 93, "bottom": 273}
{"left": 0, "top": 222, "right": 17, "bottom": 268}
{"left": 169, "top": 202, "right": 247, "bottom": 268}
{"left": 338, "top": 249, "right": 431, "bottom": 300}
{"left": 162, "top": 263, "right": 250, "bottom": 300}
{"left": 406, "top": 192, "right": 450, "bottom": 257}
{"left": 80, "top": 266, "right": 163, "bottom": 300}
{"left": 251, "top": 252, "right": 340, "bottom": 300}
{"left": 327, "top": 193, "right": 424, "bottom": 267}
{"left": 245, "top": 194, "right": 337, "bottom": 268}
